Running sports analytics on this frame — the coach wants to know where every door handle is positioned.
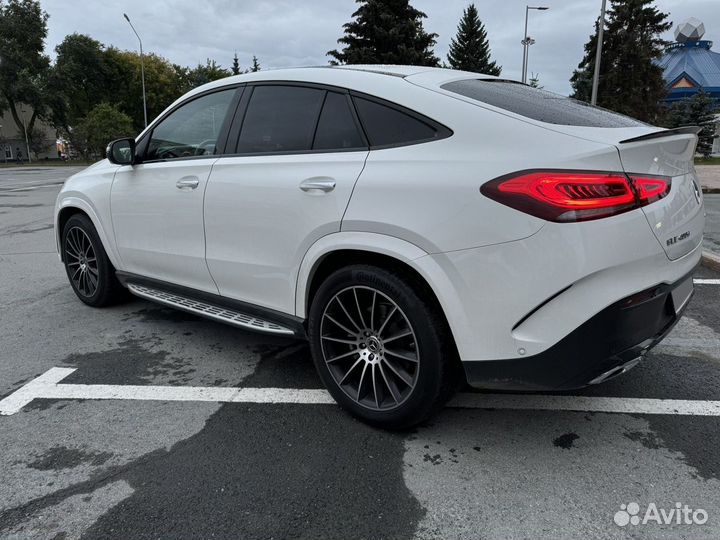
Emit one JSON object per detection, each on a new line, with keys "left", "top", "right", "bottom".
{"left": 176, "top": 177, "right": 200, "bottom": 190}
{"left": 299, "top": 179, "right": 336, "bottom": 193}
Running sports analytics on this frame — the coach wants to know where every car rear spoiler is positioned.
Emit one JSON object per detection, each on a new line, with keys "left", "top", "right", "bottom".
{"left": 619, "top": 126, "right": 701, "bottom": 144}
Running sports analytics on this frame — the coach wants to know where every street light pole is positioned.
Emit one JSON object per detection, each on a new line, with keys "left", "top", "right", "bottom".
{"left": 590, "top": 0, "right": 608, "bottom": 106}
{"left": 123, "top": 13, "right": 148, "bottom": 128}
{"left": 522, "top": 6, "right": 550, "bottom": 84}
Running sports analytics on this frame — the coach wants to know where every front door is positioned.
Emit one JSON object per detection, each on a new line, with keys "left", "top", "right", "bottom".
{"left": 111, "top": 88, "right": 238, "bottom": 293}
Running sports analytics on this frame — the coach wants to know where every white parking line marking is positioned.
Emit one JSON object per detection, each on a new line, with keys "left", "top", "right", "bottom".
{"left": 1, "top": 183, "right": 62, "bottom": 192}
{"left": 694, "top": 279, "right": 720, "bottom": 285}
{"left": 450, "top": 393, "right": 720, "bottom": 416}
{"left": 3, "top": 367, "right": 720, "bottom": 417}
{"left": 0, "top": 368, "right": 76, "bottom": 415}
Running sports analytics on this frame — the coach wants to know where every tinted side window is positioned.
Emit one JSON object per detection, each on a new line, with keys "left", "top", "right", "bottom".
{"left": 441, "top": 79, "right": 646, "bottom": 127}
{"left": 353, "top": 97, "right": 438, "bottom": 147}
{"left": 146, "top": 89, "right": 236, "bottom": 161}
{"left": 237, "top": 86, "right": 324, "bottom": 153}
{"left": 313, "top": 92, "right": 365, "bottom": 150}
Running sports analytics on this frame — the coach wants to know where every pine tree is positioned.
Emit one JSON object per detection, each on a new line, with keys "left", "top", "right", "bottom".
{"left": 328, "top": 0, "right": 439, "bottom": 66}
{"left": 231, "top": 52, "right": 241, "bottom": 75}
{"left": 446, "top": 4, "right": 500, "bottom": 75}
{"left": 664, "top": 90, "right": 719, "bottom": 157}
{"left": 251, "top": 55, "right": 260, "bottom": 72}
{"left": 570, "top": 0, "right": 671, "bottom": 123}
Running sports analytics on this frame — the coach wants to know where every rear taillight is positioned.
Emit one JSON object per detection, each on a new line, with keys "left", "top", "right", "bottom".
{"left": 628, "top": 175, "right": 671, "bottom": 205}
{"left": 481, "top": 170, "right": 670, "bottom": 222}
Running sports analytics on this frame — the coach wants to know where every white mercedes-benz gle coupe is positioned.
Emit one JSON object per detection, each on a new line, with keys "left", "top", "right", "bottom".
{"left": 55, "top": 65, "right": 705, "bottom": 428}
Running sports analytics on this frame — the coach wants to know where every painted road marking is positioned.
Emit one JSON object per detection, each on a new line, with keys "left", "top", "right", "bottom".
{"left": 0, "top": 183, "right": 64, "bottom": 192}
{"left": 2, "top": 367, "right": 720, "bottom": 417}
{"left": 694, "top": 279, "right": 720, "bottom": 285}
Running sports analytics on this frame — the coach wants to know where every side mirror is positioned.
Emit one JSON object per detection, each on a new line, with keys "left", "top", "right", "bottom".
{"left": 106, "top": 138, "right": 136, "bottom": 166}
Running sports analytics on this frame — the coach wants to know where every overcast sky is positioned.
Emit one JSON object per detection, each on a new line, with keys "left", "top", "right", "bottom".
{"left": 41, "top": 0, "right": 719, "bottom": 95}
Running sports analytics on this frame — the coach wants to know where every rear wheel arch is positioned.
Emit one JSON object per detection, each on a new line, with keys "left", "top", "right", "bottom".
{"left": 304, "top": 249, "right": 459, "bottom": 358}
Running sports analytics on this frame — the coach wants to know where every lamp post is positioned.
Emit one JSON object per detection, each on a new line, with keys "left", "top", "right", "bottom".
{"left": 590, "top": 0, "right": 608, "bottom": 106}
{"left": 123, "top": 13, "right": 148, "bottom": 128}
{"left": 522, "top": 6, "right": 549, "bottom": 84}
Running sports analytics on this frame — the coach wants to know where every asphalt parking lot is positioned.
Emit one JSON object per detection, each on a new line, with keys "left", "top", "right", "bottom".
{"left": 1, "top": 167, "right": 720, "bottom": 540}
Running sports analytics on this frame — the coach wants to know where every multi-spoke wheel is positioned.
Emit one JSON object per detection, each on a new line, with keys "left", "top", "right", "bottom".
{"left": 309, "top": 265, "right": 459, "bottom": 429}
{"left": 62, "top": 213, "right": 126, "bottom": 307}
{"left": 64, "top": 226, "right": 99, "bottom": 298}
{"left": 320, "top": 286, "right": 419, "bottom": 411}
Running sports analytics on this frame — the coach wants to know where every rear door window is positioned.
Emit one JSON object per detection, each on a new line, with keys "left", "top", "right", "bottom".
{"left": 441, "top": 79, "right": 646, "bottom": 127}
{"left": 236, "top": 85, "right": 325, "bottom": 153}
{"left": 313, "top": 92, "right": 366, "bottom": 151}
{"left": 352, "top": 97, "right": 443, "bottom": 147}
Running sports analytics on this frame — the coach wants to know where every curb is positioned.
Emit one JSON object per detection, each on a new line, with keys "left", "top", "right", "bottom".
{"left": 702, "top": 251, "right": 720, "bottom": 273}
{"left": 702, "top": 187, "right": 720, "bottom": 194}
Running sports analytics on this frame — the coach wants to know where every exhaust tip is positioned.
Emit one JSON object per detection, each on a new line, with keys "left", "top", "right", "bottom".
{"left": 589, "top": 357, "right": 643, "bottom": 385}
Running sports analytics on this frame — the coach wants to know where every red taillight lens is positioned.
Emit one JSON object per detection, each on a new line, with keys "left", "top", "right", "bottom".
{"left": 481, "top": 170, "right": 670, "bottom": 222}
{"left": 629, "top": 175, "right": 671, "bottom": 205}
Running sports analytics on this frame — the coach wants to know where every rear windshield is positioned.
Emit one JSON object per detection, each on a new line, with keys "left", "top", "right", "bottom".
{"left": 440, "top": 79, "right": 646, "bottom": 128}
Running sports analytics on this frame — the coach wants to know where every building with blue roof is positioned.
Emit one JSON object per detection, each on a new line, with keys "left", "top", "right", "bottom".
{"left": 658, "top": 18, "right": 720, "bottom": 154}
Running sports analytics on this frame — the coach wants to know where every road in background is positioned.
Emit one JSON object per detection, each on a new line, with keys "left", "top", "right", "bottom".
{"left": 1, "top": 168, "right": 720, "bottom": 540}
{"left": 704, "top": 193, "right": 719, "bottom": 256}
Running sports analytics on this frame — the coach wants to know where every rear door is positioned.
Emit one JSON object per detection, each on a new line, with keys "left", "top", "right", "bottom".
{"left": 204, "top": 84, "right": 369, "bottom": 314}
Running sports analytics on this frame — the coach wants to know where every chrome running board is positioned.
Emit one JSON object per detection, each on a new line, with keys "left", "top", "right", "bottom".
{"left": 127, "top": 283, "right": 295, "bottom": 336}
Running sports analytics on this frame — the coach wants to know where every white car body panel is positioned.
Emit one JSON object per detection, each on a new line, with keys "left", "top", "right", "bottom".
{"left": 205, "top": 151, "right": 368, "bottom": 314}
{"left": 54, "top": 160, "right": 121, "bottom": 267}
{"left": 111, "top": 159, "right": 220, "bottom": 294}
{"left": 295, "top": 231, "right": 438, "bottom": 317}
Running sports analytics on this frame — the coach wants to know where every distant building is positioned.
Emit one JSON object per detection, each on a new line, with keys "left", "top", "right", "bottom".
{"left": 0, "top": 108, "right": 59, "bottom": 163}
{"left": 657, "top": 18, "right": 720, "bottom": 155}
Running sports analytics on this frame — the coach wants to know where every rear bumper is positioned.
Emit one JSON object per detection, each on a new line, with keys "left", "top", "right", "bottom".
{"left": 463, "top": 270, "right": 696, "bottom": 391}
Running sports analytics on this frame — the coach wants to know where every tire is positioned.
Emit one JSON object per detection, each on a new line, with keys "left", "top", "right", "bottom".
{"left": 62, "top": 213, "right": 126, "bottom": 307}
{"left": 308, "top": 264, "right": 460, "bottom": 429}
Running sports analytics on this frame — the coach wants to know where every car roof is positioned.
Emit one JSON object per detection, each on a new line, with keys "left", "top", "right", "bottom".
{"left": 185, "top": 65, "right": 500, "bottom": 97}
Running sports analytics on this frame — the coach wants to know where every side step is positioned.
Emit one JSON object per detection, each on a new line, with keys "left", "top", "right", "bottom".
{"left": 127, "top": 284, "right": 295, "bottom": 336}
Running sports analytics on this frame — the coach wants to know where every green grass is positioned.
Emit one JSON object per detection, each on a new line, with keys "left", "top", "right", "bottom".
{"left": 695, "top": 156, "right": 720, "bottom": 166}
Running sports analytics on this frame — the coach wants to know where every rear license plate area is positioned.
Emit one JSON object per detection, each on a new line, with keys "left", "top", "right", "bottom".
{"left": 670, "top": 277, "right": 694, "bottom": 315}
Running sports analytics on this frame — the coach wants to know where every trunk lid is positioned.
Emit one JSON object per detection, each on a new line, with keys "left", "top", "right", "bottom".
{"left": 549, "top": 126, "right": 705, "bottom": 260}
{"left": 615, "top": 127, "right": 704, "bottom": 260}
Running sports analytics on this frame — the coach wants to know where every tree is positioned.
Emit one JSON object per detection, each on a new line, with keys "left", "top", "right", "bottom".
{"left": 0, "top": 0, "right": 51, "bottom": 137}
{"left": 664, "top": 90, "right": 718, "bottom": 157}
{"left": 328, "top": 0, "right": 439, "bottom": 66}
{"left": 231, "top": 52, "right": 241, "bottom": 75}
{"left": 529, "top": 73, "right": 543, "bottom": 89}
{"left": 178, "top": 59, "right": 230, "bottom": 90}
{"left": 250, "top": 55, "right": 261, "bottom": 72}
{"left": 570, "top": 0, "right": 671, "bottom": 123}
{"left": 75, "top": 103, "right": 134, "bottom": 158}
{"left": 105, "top": 48, "right": 185, "bottom": 132}
{"left": 47, "top": 34, "right": 115, "bottom": 135}
{"left": 20, "top": 125, "right": 50, "bottom": 159}
{"left": 446, "top": 4, "right": 500, "bottom": 75}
